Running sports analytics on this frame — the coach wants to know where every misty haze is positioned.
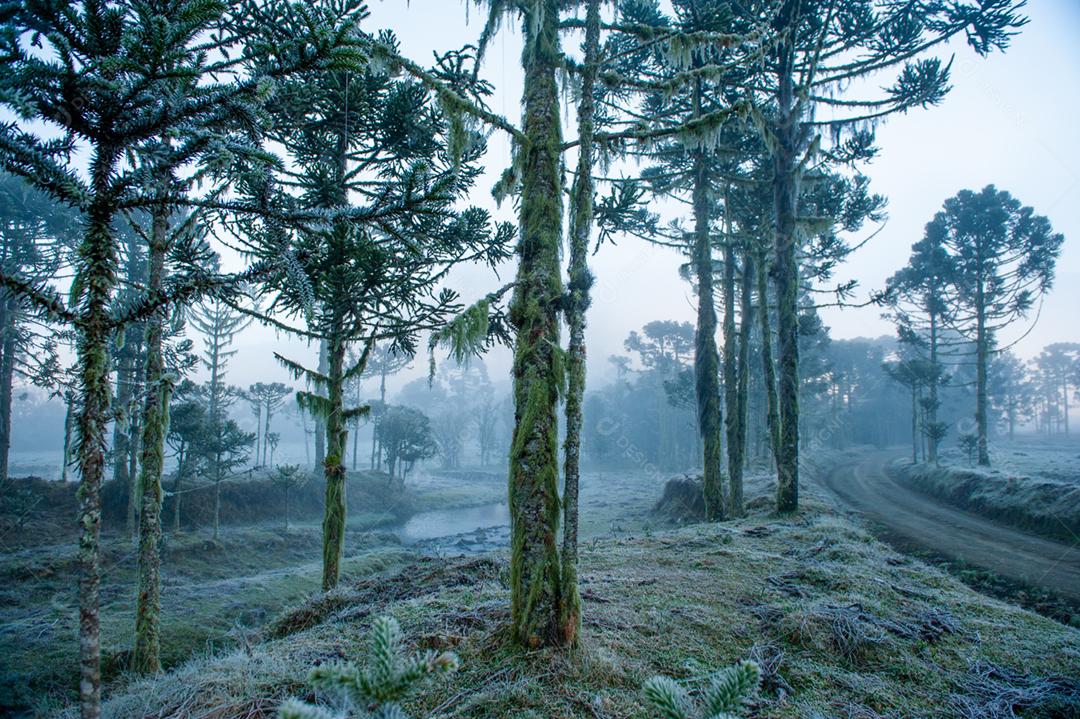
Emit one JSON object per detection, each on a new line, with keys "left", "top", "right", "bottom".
{"left": 0, "top": 1, "right": 1078, "bottom": 718}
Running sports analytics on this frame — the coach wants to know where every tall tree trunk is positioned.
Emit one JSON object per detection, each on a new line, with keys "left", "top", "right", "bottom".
{"left": 731, "top": 246, "right": 754, "bottom": 517}
{"left": 352, "top": 378, "right": 361, "bottom": 470}
{"left": 315, "top": 339, "right": 328, "bottom": 471}
{"left": 213, "top": 479, "right": 221, "bottom": 540}
{"left": 508, "top": 0, "right": 567, "bottom": 648}
{"left": 0, "top": 296, "right": 17, "bottom": 482}
{"left": 321, "top": 104, "right": 352, "bottom": 592}
{"left": 322, "top": 329, "right": 347, "bottom": 591}
{"left": 127, "top": 405, "right": 140, "bottom": 539}
{"left": 756, "top": 244, "right": 781, "bottom": 470}
{"left": 772, "top": 36, "right": 801, "bottom": 513}
{"left": 208, "top": 335, "right": 222, "bottom": 541}
{"left": 76, "top": 144, "right": 121, "bottom": 719}
{"left": 61, "top": 394, "right": 74, "bottom": 482}
{"left": 172, "top": 448, "right": 184, "bottom": 532}
{"left": 134, "top": 204, "right": 170, "bottom": 674}
{"left": 911, "top": 383, "right": 918, "bottom": 463}
{"left": 721, "top": 202, "right": 739, "bottom": 516}
{"left": 371, "top": 367, "right": 386, "bottom": 470}
{"left": 250, "top": 405, "right": 261, "bottom": 468}
{"left": 112, "top": 347, "right": 133, "bottom": 524}
{"left": 975, "top": 283, "right": 990, "bottom": 465}
{"left": 560, "top": 0, "right": 599, "bottom": 646}
{"left": 691, "top": 79, "right": 726, "bottom": 522}
{"left": 263, "top": 402, "right": 271, "bottom": 466}
{"left": 1063, "top": 377, "right": 1070, "bottom": 436}
{"left": 928, "top": 312, "right": 940, "bottom": 463}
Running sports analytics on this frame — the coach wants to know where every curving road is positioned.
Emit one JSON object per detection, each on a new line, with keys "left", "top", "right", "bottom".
{"left": 811, "top": 450, "right": 1080, "bottom": 602}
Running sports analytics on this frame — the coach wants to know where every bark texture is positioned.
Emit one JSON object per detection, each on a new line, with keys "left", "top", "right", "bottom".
{"left": 133, "top": 205, "right": 170, "bottom": 674}
{"left": 76, "top": 144, "right": 121, "bottom": 719}
{"left": 560, "top": 0, "right": 600, "bottom": 645}
{"left": 722, "top": 216, "right": 739, "bottom": 516}
{"left": 731, "top": 245, "right": 754, "bottom": 516}
{"left": 756, "top": 244, "right": 780, "bottom": 470}
{"left": 690, "top": 84, "right": 725, "bottom": 520}
{"left": 772, "top": 14, "right": 800, "bottom": 513}
{"left": 508, "top": 0, "right": 567, "bottom": 648}
{"left": 0, "top": 296, "right": 16, "bottom": 482}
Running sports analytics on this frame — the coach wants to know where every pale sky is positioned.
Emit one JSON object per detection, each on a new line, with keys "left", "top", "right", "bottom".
{"left": 227, "top": 0, "right": 1080, "bottom": 400}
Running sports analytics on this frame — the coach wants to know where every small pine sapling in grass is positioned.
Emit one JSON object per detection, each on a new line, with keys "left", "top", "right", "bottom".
{"left": 643, "top": 659, "right": 760, "bottom": 719}
{"left": 273, "top": 464, "right": 309, "bottom": 532}
{"left": 959, "top": 433, "right": 979, "bottom": 466}
{"left": 279, "top": 616, "right": 458, "bottom": 719}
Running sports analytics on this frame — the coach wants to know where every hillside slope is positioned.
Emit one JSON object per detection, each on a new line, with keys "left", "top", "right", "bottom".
{"left": 94, "top": 507, "right": 1080, "bottom": 719}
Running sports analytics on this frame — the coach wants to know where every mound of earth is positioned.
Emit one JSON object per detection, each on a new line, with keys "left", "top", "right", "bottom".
{"left": 651, "top": 474, "right": 706, "bottom": 523}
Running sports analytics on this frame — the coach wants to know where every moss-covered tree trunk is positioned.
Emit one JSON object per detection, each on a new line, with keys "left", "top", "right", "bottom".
{"left": 315, "top": 339, "right": 328, "bottom": 471}
{"left": 509, "top": 0, "right": 568, "bottom": 648}
{"left": 730, "top": 245, "right": 754, "bottom": 517}
{"left": 721, "top": 206, "right": 739, "bottom": 516}
{"left": 772, "top": 28, "right": 800, "bottom": 513}
{"left": 322, "top": 327, "right": 347, "bottom": 591}
{"left": 690, "top": 81, "right": 725, "bottom": 521}
{"left": 134, "top": 205, "right": 170, "bottom": 674}
{"left": 755, "top": 244, "right": 780, "bottom": 469}
{"left": 76, "top": 143, "right": 121, "bottom": 719}
{"left": 560, "top": 0, "right": 599, "bottom": 646}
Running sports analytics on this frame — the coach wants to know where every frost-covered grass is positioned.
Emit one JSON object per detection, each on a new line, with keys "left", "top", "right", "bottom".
{"left": 0, "top": 467, "right": 528, "bottom": 716}
{"left": 86, "top": 481, "right": 1080, "bottom": 719}
{"left": 895, "top": 436, "right": 1080, "bottom": 542}
{"left": 0, "top": 524, "right": 414, "bottom": 716}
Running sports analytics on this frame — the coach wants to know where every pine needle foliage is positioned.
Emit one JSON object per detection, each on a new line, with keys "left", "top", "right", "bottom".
{"left": 643, "top": 660, "right": 760, "bottom": 719}
{"left": 278, "top": 615, "right": 458, "bottom": 719}
{"left": 231, "top": 13, "right": 512, "bottom": 590}
{"left": 0, "top": 0, "right": 366, "bottom": 712}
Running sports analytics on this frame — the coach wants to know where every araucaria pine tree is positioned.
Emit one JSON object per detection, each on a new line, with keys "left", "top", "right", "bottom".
{"left": 279, "top": 615, "right": 459, "bottom": 719}
{"left": 190, "top": 297, "right": 252, "bottom": 540}
{"left": 244, "top": 382, "right": 292, "bottom": 466}
{"left": 884, "top": 227, "right": 956, "bottom": 463}
{"left": 0, "top": 173, "right": 79, "bottom": 482}
{"left": 599, "top": 0, "right": 766, "bottom": 520}
{"left": 0, "top": 0, "right": 363, "bottom": 698}
{"left": 738, "top": 0, "right": 1026, "bottom": 511}
{"left": 932, "top": 186, "right": 1063, "bottom": 465}
{"left": 237, "top": 7, "right": 511, "bottom": 591}
{"left": 643, "top": 659, "right": 761, "bottom": 719}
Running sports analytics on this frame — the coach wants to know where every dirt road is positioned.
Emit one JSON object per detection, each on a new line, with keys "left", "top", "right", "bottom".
{"left": 812, "top": 451, "right": 1080, "bottom": 602}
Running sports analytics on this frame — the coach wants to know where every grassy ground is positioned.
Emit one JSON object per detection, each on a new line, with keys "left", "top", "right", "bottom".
{"left": 88, "top": 476, "right": 1080, "bottom": 719}
{"left": 894, "top": 437, "right": 1080, "bottom": 543}
{"left": 0, "top": 519, "right": 413, "bottom": 716}
{"left": 0, "top": 466, "right": 517, "bottom": 716}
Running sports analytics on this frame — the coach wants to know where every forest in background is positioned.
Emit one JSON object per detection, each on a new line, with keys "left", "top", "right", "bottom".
{"left": 0, "top": 1, "right": 1077, "bottom": 718}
